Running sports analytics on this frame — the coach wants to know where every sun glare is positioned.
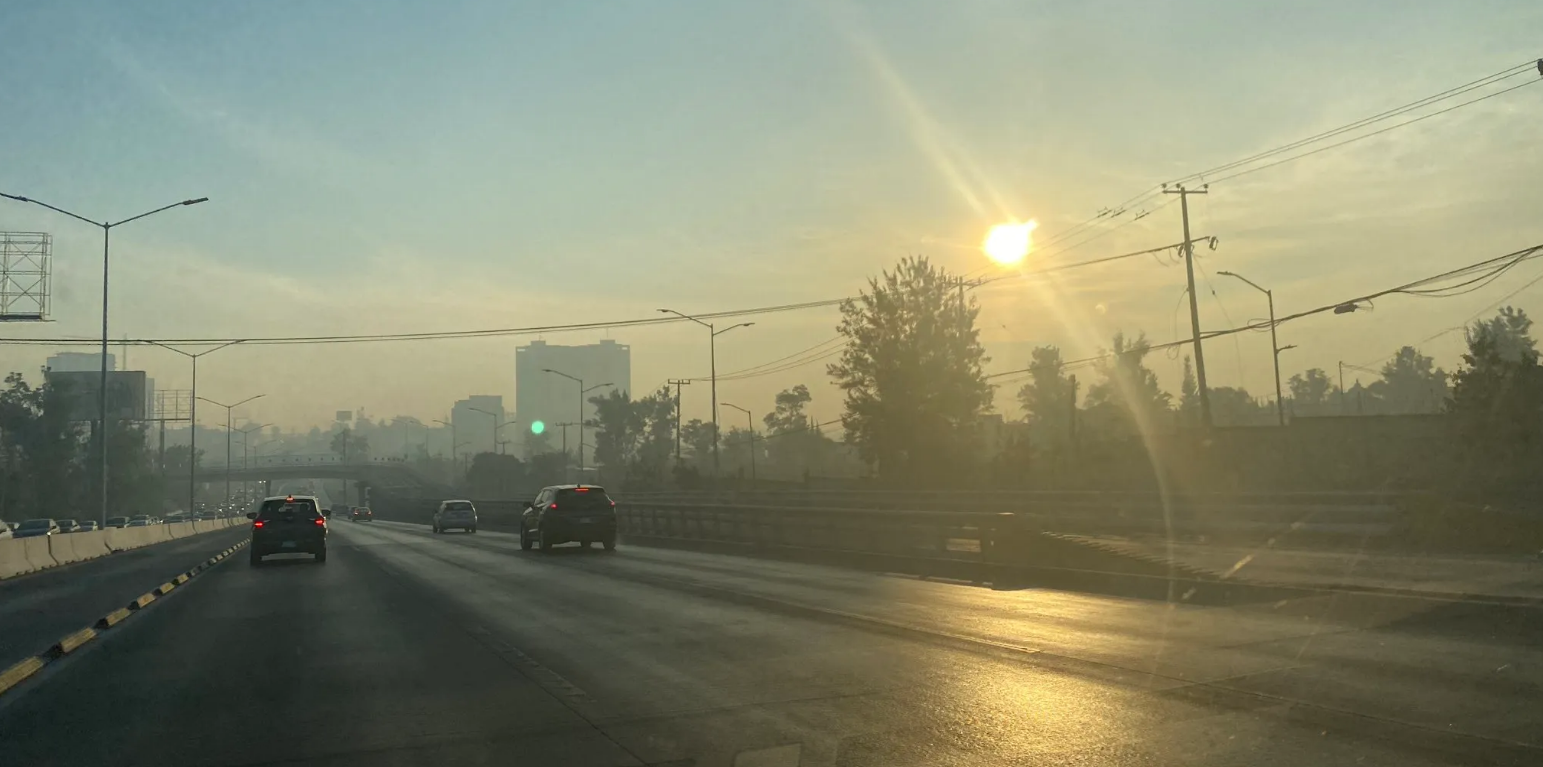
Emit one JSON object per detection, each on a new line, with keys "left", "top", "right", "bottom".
{"left": 983, "top": 221, "right": 1035, "bottom": 265}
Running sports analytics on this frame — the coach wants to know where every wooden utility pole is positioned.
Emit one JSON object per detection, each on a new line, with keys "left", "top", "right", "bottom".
{"left": 1165, "top": 183, "right": 1212, "bottom": 427}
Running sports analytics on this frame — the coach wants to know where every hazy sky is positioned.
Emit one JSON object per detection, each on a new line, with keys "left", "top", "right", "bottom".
{"left": 2, "top": 0, "right": 1540, "bottom": 433}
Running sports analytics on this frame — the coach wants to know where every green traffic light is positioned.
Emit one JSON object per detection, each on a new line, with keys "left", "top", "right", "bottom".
{"left": 530, "top": 420, "right": 545, "bottom": 435}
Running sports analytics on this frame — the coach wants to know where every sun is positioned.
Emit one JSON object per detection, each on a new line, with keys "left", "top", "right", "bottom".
{"left": 983, "top": 221, "right": 1036, "bottom": 265}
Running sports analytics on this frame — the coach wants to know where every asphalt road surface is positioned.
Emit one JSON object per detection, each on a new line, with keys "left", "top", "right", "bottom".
{"left": 1, "top": 519, "right": 1538, "bottom": 766}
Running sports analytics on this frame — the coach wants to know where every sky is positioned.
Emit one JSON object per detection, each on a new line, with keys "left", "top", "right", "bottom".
{"left": 1, "top": 0, "right": 1540, "bottom": 434}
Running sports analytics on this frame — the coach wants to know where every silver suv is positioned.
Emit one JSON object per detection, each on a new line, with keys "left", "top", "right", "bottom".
{"left": 432, "top": 500, "right": 477, "bottom": 534}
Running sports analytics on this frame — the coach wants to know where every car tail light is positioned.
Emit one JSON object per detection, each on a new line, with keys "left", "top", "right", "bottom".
{"left": 314, "top": 517, "right": 326, "bottom": 526}
{"left": 253, "top": 520, "right": 265, "bottom": 528}
{"left": 549, "top": 503, "right": 557, "bottom": 510}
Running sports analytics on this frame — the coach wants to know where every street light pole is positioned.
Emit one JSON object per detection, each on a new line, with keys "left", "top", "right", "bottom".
{"left": 722, "top": 402, "right": 756, "bottom": 482}
{"left": 1217, "top": 271, "right": 1288, "bottom": 426}
{"left": 469, "top": 407, "right": 500, "bottom": 454}
{"left": 541, "top": 369, "right": 613, "bottom": 478}
{"left": 2, "top": 193, "right": 209, "bottom": 525}
{"left": 236, "top": 423, "right": 270, "bottom": 503}
{"left": 141, "top": 339, "right": 245, "bottom": 514}
{"left": 658, "top": 310, "right": 753, "bottom": 477}
{"left": 197, "top": 393, "right": 265, "bottom": 505}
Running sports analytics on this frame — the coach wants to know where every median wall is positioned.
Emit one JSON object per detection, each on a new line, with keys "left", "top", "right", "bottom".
{"left": 0, "top": 518, "right": 245, "bottom": 580}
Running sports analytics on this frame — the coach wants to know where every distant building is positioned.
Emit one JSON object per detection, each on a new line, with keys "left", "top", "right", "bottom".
{"left": 46, "top": 352, "right": 115, "bottom": 373}
{"left": 515, "top": 340, "right": 631, "bottom": 463}
{"left": 452, "top": 395, "right": 505, "bottom": 457}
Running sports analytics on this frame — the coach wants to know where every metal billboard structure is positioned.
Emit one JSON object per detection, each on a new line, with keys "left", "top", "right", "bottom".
{"left": 45, "top": 370, "right": 148, "bottom": 422}
{"left": 0, "top": 232, "right": 51, "bottom": 321}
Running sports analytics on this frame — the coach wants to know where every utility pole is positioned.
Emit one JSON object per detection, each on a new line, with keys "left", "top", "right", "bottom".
{"left": 1068, "top": 374, "right": 1079, "bottom": 452}
{"left": 667, "top": 379, "right": 691, "bottom": 462}
{"left": 1338, "top": 361, "right": 1347, "bottom": 415}
{"left": 1165, "top": 183, "right": 1212, "bottom": 427}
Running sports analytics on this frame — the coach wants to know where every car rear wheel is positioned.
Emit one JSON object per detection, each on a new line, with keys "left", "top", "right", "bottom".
{"left": 580, "top": 540, "right": 592, "bottom": 549}
{"left": 249, "top": 550, "right": 263, "bottom": 566}
{"left": 469, "top": 527, "right": 477, "bottom": 534}
{"left": 537, "top": 527, "right": 553, "bottom": 552}
{"left": 602, "top": 537, "right": 616, "bottom": 552}
{"left": 315, "top": 547, "right": 328, "bottom": 564}
{"left": 519, "top": 526, "right": 533, "bottom": 551}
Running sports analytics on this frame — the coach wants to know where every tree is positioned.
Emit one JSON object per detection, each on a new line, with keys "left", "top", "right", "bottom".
{"left": 1368, "top": 346, "right": 1448, "bottom": 414}
{"left": 1448, "top": 307, "right": 1543, "bottom": 489}
{"left": 762, "top": 384, "right": 832, "bottom": 476}
{"left": 329, "top": 428, "right": 368, "bottom": 462}
{"left": 0, "top": 372, "right": 84, "bottom": 519}
{"left": 1084, "top": 331, "right": 1170, "bottom": 437}
{"left": 1207, "top": 386, "right": 1269, "bottom": 426}
{"left": 1288, "top": 368, "right": 1334, "bottom": 415}
{"left": 680, "top": 419, "right": 717, "bottom": 469}
{"left": 1016, "top": 346, "right": 1075, "bottom": 448}
{"left": 466, "top": 452, "right": 525, "bottom": 498}
{"left": 827, "top": 256, "right": 992, "bottom": 484}
{"left": 587, "top": 389, "right": 642, "bottom": 469}
{"left": 1178, "top": 356, "right": 1200, "bottom": 424}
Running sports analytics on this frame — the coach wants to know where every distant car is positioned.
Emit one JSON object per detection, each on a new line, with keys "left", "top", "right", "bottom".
{"left": 520, "top": 485, "right": 616, "bottom": 552}
{"left": 350, "top": 506, "right": 374, "bottom": 522}
{"left": 248, "top": 495, "right": 328, "bottom": 566}
{"left": 126, "top": 518, "right": 154, "bottom": 528}
{"left": 56, "top": 519, "right": 81, "bottom": 533}
{"left": 78, "top": 520, "right": 100, "bottom": 532}
{"left": 14, "top": 519, "right": 60, "bottom": 538}
{"left": 105, "top": 516, "right": 130, "bottom": 529}
{"left": 164, "top": 513, "right": 190, "bottom": 524}
{"left": 0, "top": 521, "right": 12, "bottom": 540}
{"left": 432, "top": 500, "right": 476, "bottom": 534}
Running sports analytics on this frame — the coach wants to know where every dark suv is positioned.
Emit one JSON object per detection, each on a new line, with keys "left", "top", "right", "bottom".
{"left": 520, "top": 485, "right": 616, "bottom": 552}
{"left": 248, "top": 495, "right": 328, "bottom": 565}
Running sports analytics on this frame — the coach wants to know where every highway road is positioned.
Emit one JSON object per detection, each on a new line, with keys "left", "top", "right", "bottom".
{"left": 1, "top": 520, "right": 1538, "bottom": 766}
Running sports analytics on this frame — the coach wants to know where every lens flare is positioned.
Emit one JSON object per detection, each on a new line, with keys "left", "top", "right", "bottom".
{"left": 983, "top": 221, "right": 1035, "bottom": 265}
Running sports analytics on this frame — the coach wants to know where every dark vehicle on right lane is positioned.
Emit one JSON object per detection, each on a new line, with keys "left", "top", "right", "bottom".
{"left": 248, "top": 495, "right": 328, "bottom": 565}
{"left": 520, "top": 485, "right": 616, "bottom": 552}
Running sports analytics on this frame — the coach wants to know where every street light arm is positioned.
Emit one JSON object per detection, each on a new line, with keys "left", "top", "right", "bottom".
{"left": 542, "top": 368, "right": 581, "bottom": 385}
{"left": 0, "top": 193, "right": 103, "bottom": 227}
{"left": 712, "top": 322, "right": 754, "bottom": 337}
{"left": 230, "top": 393, "right": 265, "bottom": 409}
{"left": 582, "top": 382, "right": 613, "bottom": 394}
{"left": 196, "top": 395, "right": 232, "bottom": 409}
{"left": 1216, "top": 270, "right": 1269, "bottom": 296}
{"left": 658, "top": 308, "right": 713, "bottom": 331}
{"left": 110, "top": 197, "right": 208, "bottom": 228}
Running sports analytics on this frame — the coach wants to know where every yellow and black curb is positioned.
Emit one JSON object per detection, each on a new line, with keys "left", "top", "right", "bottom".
{"left": 0, "top": 538, "right": 250, "bottom": 700}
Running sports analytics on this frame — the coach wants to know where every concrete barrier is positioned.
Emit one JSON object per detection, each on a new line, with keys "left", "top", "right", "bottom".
{"left": 0, "top": 538, "right": 33, "bottom": 578}
{"left": 21, "top": 536, "right": 56, "bottom": 572}
{"left": 50, "top": 531, "right": 113, "bottom": 565}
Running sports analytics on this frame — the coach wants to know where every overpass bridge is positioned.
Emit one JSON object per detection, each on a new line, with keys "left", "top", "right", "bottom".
{"left": 170, "top": 458, "right": 453, "bottom": 499}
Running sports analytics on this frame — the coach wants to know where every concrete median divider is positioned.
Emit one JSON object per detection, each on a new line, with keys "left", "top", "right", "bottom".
{"left": 48, "top": 530, "right": 112, "bottom": 565}
{"left": 0, "top": 538, "right": 33, "bottom": 578}
{"left": 22, "top": 536, "right": 56, "bottom": 572}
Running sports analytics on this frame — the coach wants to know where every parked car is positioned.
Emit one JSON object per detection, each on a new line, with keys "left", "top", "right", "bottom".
{"left": 105, "top": 516, "right": 130, "bottom": 529}
{"left": 14, "top": 519, "right": 60, "bottom": 538}
{"left": 126, "top": 518, "right": 155, "bottom": 528}
{"left": 519, "top": 485, "right": 617, "bottom": 552}
{"left": 432, "top": 500, "right": 476, "bottom": 534}
{"left": 78, "top": 520, "right": 100, "bottom": 532}
{"left": 164, "top": 512, "right": 190, "bottom": 525}
{"left": 56, "top": 519, "right": 81, "bottom": 533}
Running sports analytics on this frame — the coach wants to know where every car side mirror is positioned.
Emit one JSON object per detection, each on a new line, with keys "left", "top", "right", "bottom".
{"left": 322, "top": 510, "right": 331, "bottom": 519}
{"left": 245, "top": 511, "right": 257, "bottom": 520}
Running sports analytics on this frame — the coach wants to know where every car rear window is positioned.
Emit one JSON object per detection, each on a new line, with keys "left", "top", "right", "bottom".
{"left": 445, "top": 502, "right": 474, "bottom": 512}
{"left": 556, "top": 489, "right": 613, "bottom": 511}
{"left": 257, "top": 499, "right": 320, "bottom": 520}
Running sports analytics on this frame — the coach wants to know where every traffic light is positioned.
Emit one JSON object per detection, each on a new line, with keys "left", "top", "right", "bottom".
{"left": 530, "top": 420, "right": 546, "bottom": 435}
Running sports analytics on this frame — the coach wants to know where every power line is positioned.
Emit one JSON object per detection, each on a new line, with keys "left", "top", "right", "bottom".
{"left": 984, "top": 241, "right": 1543, "bottom": 383}
{"left": 1173, "top": 59, "right": 1541, "bottom": 185}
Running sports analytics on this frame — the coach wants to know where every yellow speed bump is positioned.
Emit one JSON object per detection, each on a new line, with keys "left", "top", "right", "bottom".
{"left": 0, "top": 657, "right": 44, "bottom": 696}
{"left": 97, "top": 608, "right": 132, "bottom": 629}
{"left": 153, "top": 582, "right": 176, "bottom": 596}
{"left": 173, "top": 573, "right": 191, "bottom": 585}
{"left": 128, "top": 593, "right": 156, "bottom": 610}
{"left": 52, "top": 628, "right": 97, "bottom": 656}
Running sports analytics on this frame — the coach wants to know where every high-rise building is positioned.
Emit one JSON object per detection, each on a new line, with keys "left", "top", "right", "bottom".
{"left": 46, "top": 351, "right": 115, "bottom": 373}
{"left": 451, "top": 395, "right": 505, "bottom": 457}
{"left": 515, "top": 340, "right": 631, "bottom": 461}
